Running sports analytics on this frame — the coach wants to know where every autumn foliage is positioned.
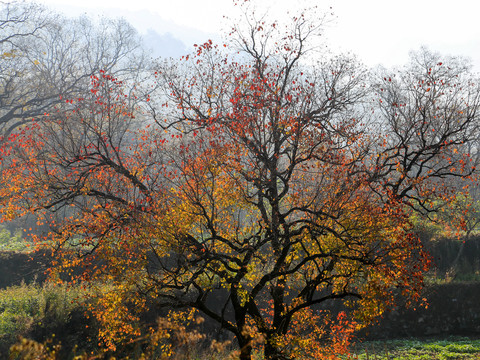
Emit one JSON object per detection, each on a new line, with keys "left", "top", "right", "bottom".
{"left": 1, "top": 6, "right": 479, "bottom": 360}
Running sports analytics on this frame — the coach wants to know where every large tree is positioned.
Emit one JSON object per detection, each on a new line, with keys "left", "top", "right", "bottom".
{"left": 1, "top": 8, "right": 478, "bottom": 360}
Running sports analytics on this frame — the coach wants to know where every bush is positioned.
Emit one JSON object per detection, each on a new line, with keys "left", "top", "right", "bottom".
{"left": 0, "top": 226, "right": 29, "bottom": 252}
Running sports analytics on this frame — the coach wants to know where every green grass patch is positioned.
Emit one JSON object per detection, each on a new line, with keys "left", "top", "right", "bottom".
{"left": 351, "top": 337, "right": 480, "bottom": 359}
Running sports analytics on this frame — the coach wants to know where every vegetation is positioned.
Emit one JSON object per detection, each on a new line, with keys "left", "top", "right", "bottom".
{"left": 0, "top": 0, "right": 149, "bottom": 135}
{"left": 7, "top": 325, "right": 480, "bottom": 360}
{"left": 1, "top": 1, "right": 480, "bottom": 359}
{"left": 424, "top": 236, "right": 480, "bottom": 283}
{"left": 0, "top": 225, "right": 27, "bottom": 252}
{"left": 351, "top": 337, "right": 480, "bottom": 360}
{"left": 0, "top": 282, "right": 95, "bottom": 358}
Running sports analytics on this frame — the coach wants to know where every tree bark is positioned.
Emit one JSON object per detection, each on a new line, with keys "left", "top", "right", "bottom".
{"left": 264, "top": 334, "right": 290, "bottom": 360}
{"left": 238, "top": 334, "right": 253, "bottom": 360}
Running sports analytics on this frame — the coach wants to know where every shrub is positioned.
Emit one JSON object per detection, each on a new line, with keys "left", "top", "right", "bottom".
{"left": 0, "top": 226, "right": 29, "bottom": 252}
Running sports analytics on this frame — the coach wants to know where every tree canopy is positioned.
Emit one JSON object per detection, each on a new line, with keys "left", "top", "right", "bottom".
{"left": 0, "top": 5, "right": 479, "bottom": 360}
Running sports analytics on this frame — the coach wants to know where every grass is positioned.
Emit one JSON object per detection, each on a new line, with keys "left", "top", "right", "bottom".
{"left": 350, "top": 337, "right": 480, "bottom": 359}
{"left": 166, "top": 338, "right": 480, "bottom": 359}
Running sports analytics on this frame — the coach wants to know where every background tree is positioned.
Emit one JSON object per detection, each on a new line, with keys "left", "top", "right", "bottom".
{"left": 0, "top": 1, "right": 47, "bottom": 47}
{"left": 370, "top": 48, "right": 478, "bottom": 210}
{"left": 1, "top": 7, "right": 479, "bottom": 360}
{"left": 0, "top": 1, "right": 150, "bottom": 136}
{"left": 371, "top": 48, "right": 480, "bottom": 282}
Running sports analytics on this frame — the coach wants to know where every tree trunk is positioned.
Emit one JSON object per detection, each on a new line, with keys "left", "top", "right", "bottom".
{"left": 449, "top": 236, "right": 468, "bottom": 280}
{"left": 264, "top": 334, "right": 291, "bottom": 360}
{"left": 238, "top": 334, "right": 253, "bottom": 360}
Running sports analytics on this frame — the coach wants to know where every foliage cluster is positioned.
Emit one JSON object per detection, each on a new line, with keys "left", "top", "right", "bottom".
{"left": 411, "top": 193, "right": 480, "bottom": 241}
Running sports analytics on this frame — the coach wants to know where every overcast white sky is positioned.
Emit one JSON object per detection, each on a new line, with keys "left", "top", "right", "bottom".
{"left": 37, "top": 0, "right": 480, "bottom": 71}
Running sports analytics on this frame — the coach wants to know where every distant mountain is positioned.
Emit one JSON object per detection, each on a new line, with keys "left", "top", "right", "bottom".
{"left": 143, "top": 29, "right": 188, "bottom": 59}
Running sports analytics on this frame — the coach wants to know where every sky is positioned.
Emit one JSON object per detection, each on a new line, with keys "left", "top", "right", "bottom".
{"left": 36, "top": 0, "right": 480, "bottom": 72}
